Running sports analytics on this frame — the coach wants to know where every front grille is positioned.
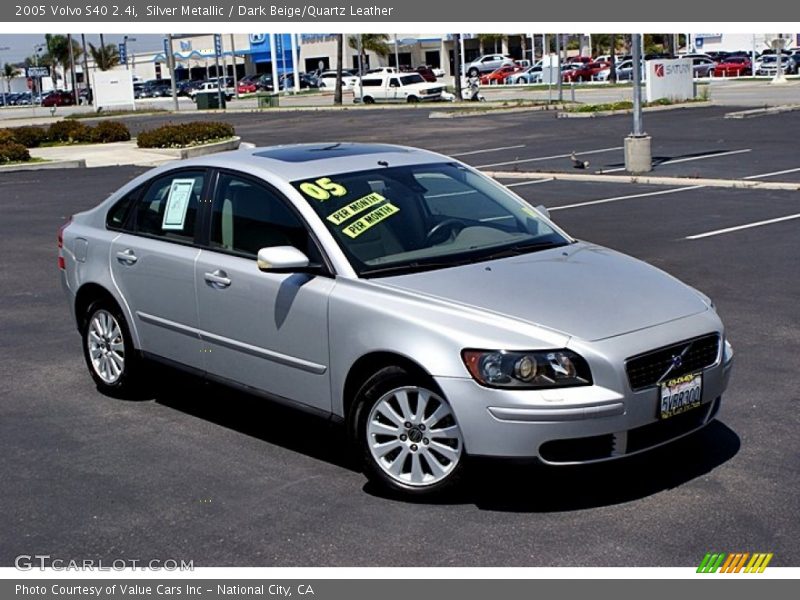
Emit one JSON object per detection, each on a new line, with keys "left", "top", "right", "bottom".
{"left": 625, "top": 333, "right": 720, "bottom": 391}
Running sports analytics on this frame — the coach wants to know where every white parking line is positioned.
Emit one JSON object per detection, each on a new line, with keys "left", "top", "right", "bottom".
{"left": 451, "top": 144, "right": 526, "bottom": 157}
{"left": 549, "top": 185, "right": 704, "bottom": 211}
{"left": 686, "top": 213, "right": 800, "bottom": 239}
{"left": 507, "top": 178, "right": 555, "bottom": 187}
{"left": 476, "top": 146, "right": 623, "bottom": 169}
{"left": 602, "top": 148, "right": 752, "bottom": 173}
{"left": 744, "top": 166, "right": 800, "bottom": 180}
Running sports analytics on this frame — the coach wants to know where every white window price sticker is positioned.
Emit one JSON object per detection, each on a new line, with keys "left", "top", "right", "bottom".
{"left": 162, "top": 179, "right": 196, "bottom": 231}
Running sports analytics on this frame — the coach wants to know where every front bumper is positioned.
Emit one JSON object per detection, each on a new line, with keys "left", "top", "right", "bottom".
{"left": 435, "top": 321, "right": 734, "bottom": 464}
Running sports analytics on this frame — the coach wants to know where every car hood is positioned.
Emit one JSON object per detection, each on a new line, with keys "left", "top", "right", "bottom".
{"left": 378, "top": 242, "right": 709, "bottom": 342}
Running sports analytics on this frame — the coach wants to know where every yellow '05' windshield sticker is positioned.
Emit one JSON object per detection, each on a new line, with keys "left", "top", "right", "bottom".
{"left": 342, "top": 203, "right": 400, "bottom": 238}
{"left": 327, "top": 192, "right": 386, "bottom": 225}
{"left": 299, "top": 178, "right": 348, "bottom": 201}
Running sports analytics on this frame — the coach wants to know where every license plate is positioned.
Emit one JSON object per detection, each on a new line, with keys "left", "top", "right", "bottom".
{"left": 659, "top": 372, "right": 703, "bottom": 420}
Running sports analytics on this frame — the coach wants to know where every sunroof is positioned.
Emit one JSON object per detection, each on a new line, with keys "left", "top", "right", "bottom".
{"left": 253, "top": 144, "right": 403, "bottom": 163}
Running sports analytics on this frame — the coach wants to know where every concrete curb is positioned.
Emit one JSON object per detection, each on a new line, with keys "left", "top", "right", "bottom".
{"left": 0, "top": 159, "right": 86, "bottom": 173}
{"left": 484, "top": 170, "right": 800, "bottom": 191}
{"left": 429, "top": 104, "right": 567, "bottom": 119}
{"left": 556, "top": 101, "right": 715, "bottom": 119}
{"left": 143, "top": 136, "right": 241, "bottom": 159}
{"left": 724, "top": 104, "right": 800, "bottom": 119}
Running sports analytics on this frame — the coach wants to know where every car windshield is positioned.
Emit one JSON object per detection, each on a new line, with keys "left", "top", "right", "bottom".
{"left": 291, "top": 162, "right": 571, "bottom": 277}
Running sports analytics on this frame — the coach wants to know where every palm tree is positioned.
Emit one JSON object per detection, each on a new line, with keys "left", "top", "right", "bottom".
{"left": 3, "top": 63, "right": 20, "bottom": 94}
{"left": 334, "top": 34, "right": 343, "bottom": 106}
{"left": 44, "top": 34, "right": 82, "bottom": 88}
{"left": 88, "top": 42, "right": 120, "bottom": 71}
{"left": 477, "top": 34, "right": 504, "bottom": 55}
{"left": 347, "top": 34, "right": 390, "bottom": 72}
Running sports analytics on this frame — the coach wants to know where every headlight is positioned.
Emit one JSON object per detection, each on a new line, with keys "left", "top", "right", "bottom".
{"left": 461, "top": 349, "right": 592, "bottom": 389}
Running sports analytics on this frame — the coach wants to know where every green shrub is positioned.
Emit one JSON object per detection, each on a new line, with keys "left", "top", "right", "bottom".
{"left": 47, "top": 120, "right": 92, "bottom": 143}
{"left": 137, "top": 121, "right": 235, "bottom": 149}
{"left": 0, "top": 141, "right": 31, "bottom": 163}
{"left": 8, "top": 125, "right": 48, "bottom": 148}
{"left": 89, "top": 120, "right": 131, "bottom": 143}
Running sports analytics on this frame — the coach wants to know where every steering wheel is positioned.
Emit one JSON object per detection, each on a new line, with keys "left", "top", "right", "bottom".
{"left": 425, "top": 219, "right": 466, "bottom": 245}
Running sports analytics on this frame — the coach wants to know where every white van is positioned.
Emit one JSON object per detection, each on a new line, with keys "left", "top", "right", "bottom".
{"left": 354, "top": 72, "right": 444, "bottom": 103}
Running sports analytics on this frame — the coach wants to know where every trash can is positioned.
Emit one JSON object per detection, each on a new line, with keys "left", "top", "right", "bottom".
{"left": 257, "top": 93, "right": 280, "bottom": 108}
{"left": 196, "top": 92, "right": 226, "bottom": 110}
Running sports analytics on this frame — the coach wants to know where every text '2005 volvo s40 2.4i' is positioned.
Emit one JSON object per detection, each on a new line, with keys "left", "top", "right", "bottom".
{"left": 59, "top": 143, "right": 734, "bottom": 497}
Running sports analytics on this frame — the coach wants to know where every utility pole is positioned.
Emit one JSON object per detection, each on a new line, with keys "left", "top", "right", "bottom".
{"left": 167, "top": 34, "right": 178, "bottom": 111}
{"left": 230, "top": 34, "right": 240, "bottom": 99}
{"left": 609, "top": 34, "right": 617, "bottom": 82}
{"left": 67, "top": 34, "right": 79, "bottom": 105}
{"left": 80, "top": 34, "right": 90, "bottom": 105}
{"left": 269, "top": 33, "right": 279, "bottom": 95}
{"left": 624, "top": 33, "right": 651, "bottom": 173}
{"left": 453, "top": 34, "right": 462, "bottom": 100}
{"left": 556, "top": 34, "right": 563, "bottom": 102}
{"left": 290, "top": 33, "right": 300, "bottom": 94}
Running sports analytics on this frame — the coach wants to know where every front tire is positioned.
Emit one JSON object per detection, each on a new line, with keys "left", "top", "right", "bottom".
{"left": 352, "top": 367, "right": 466, "bottom": 497}
{"left": 81, "top": 300, "right": 144, "bottom": 397}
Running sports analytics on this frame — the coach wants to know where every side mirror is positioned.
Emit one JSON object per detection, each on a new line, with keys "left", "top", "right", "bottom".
{"left": 536, "top": 204, "right": 550, "bottom": 219}
{"left": 257, "top": 246, "right": 310, "bottom": 272}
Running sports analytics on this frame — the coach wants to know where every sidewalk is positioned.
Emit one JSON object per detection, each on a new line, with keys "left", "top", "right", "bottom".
{"left": 29, "top": 140, "right": 177, "bottom": 168}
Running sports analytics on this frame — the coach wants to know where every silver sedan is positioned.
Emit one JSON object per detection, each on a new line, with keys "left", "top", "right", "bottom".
{"left": 59, "top": 143, "right": 733, "bottom": 497}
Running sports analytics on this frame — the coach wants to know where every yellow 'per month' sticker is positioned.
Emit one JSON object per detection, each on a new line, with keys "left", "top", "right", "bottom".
{"left": 327, "top": 192, "right": 386, "bottom": 225}
{"left": 342, "top": 203, "right": 400, "bottom": 238}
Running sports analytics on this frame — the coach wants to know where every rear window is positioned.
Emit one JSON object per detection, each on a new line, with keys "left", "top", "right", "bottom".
{"left": 399, "top": 74, "right": 425, "bottom": 85}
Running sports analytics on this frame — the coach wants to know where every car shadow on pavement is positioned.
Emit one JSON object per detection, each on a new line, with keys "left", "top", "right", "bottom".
{"left": 462, "top": 421, "right": 740, "bottom": 512}
{"left": 363, "top": 421, "right": 740, "bottom": 510}
{"left": 147, "top": 366, "right": 739, "bottom": 511}
{"left": 150, "top": 369, "right": 359, "bottom": 472}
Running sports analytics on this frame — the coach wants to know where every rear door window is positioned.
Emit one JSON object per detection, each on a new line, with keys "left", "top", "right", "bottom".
{"left": 132, "top": 170, "right": 206, "bottom": 243}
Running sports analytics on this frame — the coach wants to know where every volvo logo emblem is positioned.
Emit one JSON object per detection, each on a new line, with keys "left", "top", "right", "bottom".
{"left": 670, "top": 354, "right": 683, "bottom": 369}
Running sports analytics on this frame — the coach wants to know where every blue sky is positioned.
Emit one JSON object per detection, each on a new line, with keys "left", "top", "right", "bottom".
{"left": 0, "top": 34, "right": 165, "bottom": 64}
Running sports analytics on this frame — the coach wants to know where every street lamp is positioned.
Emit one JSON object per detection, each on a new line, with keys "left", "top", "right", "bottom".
{"left": 123, "top": 36, "right": 137, "bottom": 71}
{"left": 0, "top": 46, "right": 10, "bottom": 109}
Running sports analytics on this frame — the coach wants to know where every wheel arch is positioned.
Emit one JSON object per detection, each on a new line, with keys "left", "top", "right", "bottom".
{"left": 74, "top": 283, "right": 140, "bottom": 348}
{"left": 342, "top": 351, "right": 442, "bottom": 431}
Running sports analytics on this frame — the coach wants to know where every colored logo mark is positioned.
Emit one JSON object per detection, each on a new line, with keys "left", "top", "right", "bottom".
{"left": 697, "top": 552, "right": 773, "bottom": 573}
{"left": 655, "top": 64, "right": 665, "bottom": 78}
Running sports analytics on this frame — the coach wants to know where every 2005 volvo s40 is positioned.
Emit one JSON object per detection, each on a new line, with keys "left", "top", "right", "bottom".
{"left": 60, "top": 143, "right": 733, "bottom": 496}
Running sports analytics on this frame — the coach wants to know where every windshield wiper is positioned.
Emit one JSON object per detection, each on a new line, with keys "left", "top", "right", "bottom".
{"left": 360, "top": 259, "right": 471, "bottom": 278}
{"left": 478, "top": 240, "right": 567, "bottom": 261}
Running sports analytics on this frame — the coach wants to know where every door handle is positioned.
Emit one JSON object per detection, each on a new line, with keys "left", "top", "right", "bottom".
{"left": 116, "top": 249, "right": 138, "bottom": 265}
{"left": 204, "top": 270, "right": 231, "bottom": 288}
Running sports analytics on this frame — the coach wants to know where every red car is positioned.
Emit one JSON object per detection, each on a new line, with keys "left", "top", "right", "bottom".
{"left": 415, "top": 66, "right": 437, "bottom": 82}
{"left": 41, "top": 90, "right": 76, "bottom": 107}
{"left": 480, "top": 64, "right": 520, "bottom": 85}
{"left": 563, "top": 61, "right": 610, "bottom": 82}
{"left": 237, "top": 80, "right": 257, "bottom": 94}
{"left": 713, "top": 57, "right": 751, "bottom": 77}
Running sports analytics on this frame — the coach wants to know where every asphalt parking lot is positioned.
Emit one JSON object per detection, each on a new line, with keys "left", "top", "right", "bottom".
{"left": 1, "top": 104, "right": 798, "bottom": 567}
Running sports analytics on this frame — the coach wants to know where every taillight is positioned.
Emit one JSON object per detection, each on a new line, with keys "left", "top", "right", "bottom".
{"left": 57, "top": 216, "right": 72, "bottom": 270}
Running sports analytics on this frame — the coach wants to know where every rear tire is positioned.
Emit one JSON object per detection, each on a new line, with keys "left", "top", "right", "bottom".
{"left": 362, "top": 95, "right": 375, "bottom": 104}
{"left": 81, "top": 299, "right": 145, "bottom": 398}
{"left": 352, "top": 366, "right": 466, "bottom": 498}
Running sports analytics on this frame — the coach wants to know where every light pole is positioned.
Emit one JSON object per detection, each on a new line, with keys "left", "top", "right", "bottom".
{"left": 123, "top": 36, "right": 137, "bottom": 72}
{"left": 624, "top": 32, "right": 651, "bottom": 173}
{"left": 771, "top": 34, "right": 788, "bottom": 85}
{"left": 0, "top": 46, "right": 9, "bottom": 108}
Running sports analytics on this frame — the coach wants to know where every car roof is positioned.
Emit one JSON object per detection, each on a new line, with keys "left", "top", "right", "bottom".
{"left": 153, "top": 143, "right": 450, "bottom": 182}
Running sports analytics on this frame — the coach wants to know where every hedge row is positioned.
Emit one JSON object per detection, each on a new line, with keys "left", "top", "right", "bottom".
{"left": 0, "top": 141, "right": 31, "bottom": 164}
{"left": 136, "top": 121, "right": 235, "bottom": 149}
{"left": 0, "top": 120, "right": 131, "bottom": 147}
